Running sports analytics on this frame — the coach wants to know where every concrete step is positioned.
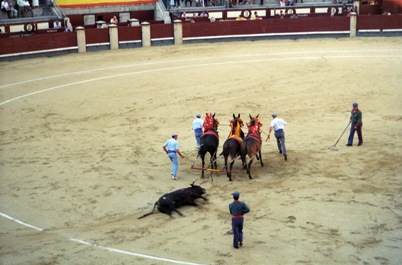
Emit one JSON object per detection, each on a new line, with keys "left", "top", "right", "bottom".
{"left": 0, "top": 6, "right": 57, "bottom": 24}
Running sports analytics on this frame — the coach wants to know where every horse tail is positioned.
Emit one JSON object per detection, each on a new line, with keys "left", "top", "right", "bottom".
{"left": 220, "top": 142, "right": 229, "bottom": 157}
{"left": 138, "top": 201, "right": 158, "bottom": 219}
{"left": 241, "top": 141, "right": 248, "bottom": 162}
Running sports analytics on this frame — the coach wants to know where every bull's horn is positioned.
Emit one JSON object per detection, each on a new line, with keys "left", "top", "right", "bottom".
{"left": 191, "top": 177, "right": 199, "bottom": 185}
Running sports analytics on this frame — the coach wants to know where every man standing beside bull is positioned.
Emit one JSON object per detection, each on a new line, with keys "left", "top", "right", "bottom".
{"left": 163, "top": 133, "right": 185, "bottom": 180}
{"left": 229, "top": 191, "right": 250, "bottom": 249}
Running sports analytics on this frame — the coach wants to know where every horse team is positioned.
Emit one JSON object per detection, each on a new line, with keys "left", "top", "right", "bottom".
{"left": 139, "top": 113, "right": 264, "bottom": 219}
{"left": 197, "top": 113, "right": 264, "bottom": 181}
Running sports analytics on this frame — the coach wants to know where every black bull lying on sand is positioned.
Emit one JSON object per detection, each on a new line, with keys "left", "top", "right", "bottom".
{"left": 138, "top": 179, "right": 208, "bottom": 218}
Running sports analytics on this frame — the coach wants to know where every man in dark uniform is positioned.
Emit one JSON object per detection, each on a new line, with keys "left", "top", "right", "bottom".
{"left": 229, "top": 191, "right": 250, "bottom": 249}
{"left": 346, "top": 102, "right": 363, "bottom": 146}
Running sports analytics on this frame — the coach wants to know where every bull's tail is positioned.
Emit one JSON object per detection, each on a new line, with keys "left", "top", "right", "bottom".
{"left": 138, "top": 202, "right": 158, "bottom": 219}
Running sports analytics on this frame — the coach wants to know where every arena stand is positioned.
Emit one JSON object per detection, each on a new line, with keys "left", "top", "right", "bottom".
{"left": 0, "top": 0, "right": 401, "bottom": 60}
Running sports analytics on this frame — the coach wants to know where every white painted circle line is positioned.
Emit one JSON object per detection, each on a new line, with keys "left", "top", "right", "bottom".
{"left": 0, "top": 212, "right": 43, "bottom": 232}
{"left": 0, "top": 211, "right": 205, "bottom": 265}
{"left": 0, "top": 54, "right": 399, "bottom": 107}
{"left": 1, "top": 49, "right": 400, "bottom": 89}
{"left": 69, "top": 238, "right": 206, "bottom": 265}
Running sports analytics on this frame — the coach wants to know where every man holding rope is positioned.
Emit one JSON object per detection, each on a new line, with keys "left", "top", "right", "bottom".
{"left": 163, "top": 133, "right": 185, "bottom": 180}
{"left": 266, "top": 112, "right": 288, "bottom": 161}
{"left": 192, "top": 113, "right": 203, "bottom": 149}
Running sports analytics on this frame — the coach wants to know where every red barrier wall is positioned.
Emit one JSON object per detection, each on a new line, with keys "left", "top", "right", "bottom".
{"left": 357, "top": 14, "right": 402, "bottom": 30}
{"left": 183, "top": 17, "right": 350, "bottom": 38}
{"left": 85, "top": 28, "right": 109, "bottom": 44}
{"left": 118, "top": 26, "right": 142, "bottom": 41}
{"left": 381, "top": 14, "right": 402, "bottom": 29}
{"left": 382, "top": 0, "right": 402, "bottom": 14}
{"left": 357, "top": 15, "right": 382, "bottom": 30}
{"left": 150, "top": 23, "right": 173, "bottom": 39}
{"left": 0, "top": 32, "right": 77, "bottom": 55}
{"left": 1, "top": 15, "right": 401, "bottom": 58}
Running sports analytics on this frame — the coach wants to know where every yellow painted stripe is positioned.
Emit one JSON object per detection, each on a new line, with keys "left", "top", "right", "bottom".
{"left": 58, "top": 0, "right": 156, "bottom": 7}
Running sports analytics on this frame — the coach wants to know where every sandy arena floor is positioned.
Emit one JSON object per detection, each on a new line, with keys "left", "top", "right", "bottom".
{"left": 0, "top": 37, "right": 402, "bottom": 265}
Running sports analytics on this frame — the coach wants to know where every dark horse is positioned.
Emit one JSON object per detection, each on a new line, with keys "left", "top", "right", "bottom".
{"left": 241, "top": 114, "right": 264, "bottom": 179}
{"left": 220, "top": 114, "right": 244, "bottom": 181}
{"left": 198, "top": 113, "right": 219, "bottom": 178}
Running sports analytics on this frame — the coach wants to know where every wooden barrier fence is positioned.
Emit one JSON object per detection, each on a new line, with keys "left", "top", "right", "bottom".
{"left": 0, "top": 14, "right": 401, "bottom": 59}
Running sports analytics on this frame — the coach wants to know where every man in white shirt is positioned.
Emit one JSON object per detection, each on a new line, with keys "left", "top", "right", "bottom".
{"left": 266, "top": 112, "right": 287, "bottom": 161}
{"left": 1, "top": 0, "right": 17, "bottom": 18}
{"left": 163, "top": 133, "right": 185, "bottom": 180}
{"left": 192, "top": 113, "right": 203, "bottom": 149}
{"left": 23, "top": 0, "right": 33, "bottom": 17}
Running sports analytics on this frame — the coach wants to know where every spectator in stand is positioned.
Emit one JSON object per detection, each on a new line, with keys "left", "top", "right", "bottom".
{"left": 1, "top": 0, "right": 17, "bottom": 18}
{"left": 279, "top": 0, "right": 285, "bottom": 7}
{"left": 64, "top": 17, "right": 73, "bottom": 32}
{"left": 17, "top": 0, "right": 23, "bottom": 17}
{"left": 53, "top": 20, "right": 61, "bottom": 28}
{"left": 168, "top": 0, "right": 174, "bottom": 9}
{"left": 23, "top": 0, "right": 33, "bottom": 17}
{"left": 250, "top": 11, "right": 262, "bottom": 20}
{"left": 199, "top": 10, "right": 208, "bottom": 17}
{"left": 8, "top": 0, "right": 17, "bottom": 17}
{"left": 342, "top": 4, "right": 348, "bottom": 15}
{"left": 110, "top": 15, "right": 118, "bottom": 24}
{"left": 236, "top": 15, "right": 247, "bottom": 20}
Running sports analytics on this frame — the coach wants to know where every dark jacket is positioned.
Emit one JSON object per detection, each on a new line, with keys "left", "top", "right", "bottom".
{"left": 350, "top": 109, "right": 362, "bottom": 126}
{"left": 229, "top": 200, "right": 250, "bottom": 216}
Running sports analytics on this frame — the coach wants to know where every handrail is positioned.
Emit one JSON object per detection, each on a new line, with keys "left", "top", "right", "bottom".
{"left": 158, "top": 0, "right": 168, "bottom": 12}
{"left": 52, "top": 0, "right": 67, "bottom": 19}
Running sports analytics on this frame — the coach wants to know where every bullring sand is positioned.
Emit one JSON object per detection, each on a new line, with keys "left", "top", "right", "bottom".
{"left": 0, "top": 37, "right": 401, "bottom": 265}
